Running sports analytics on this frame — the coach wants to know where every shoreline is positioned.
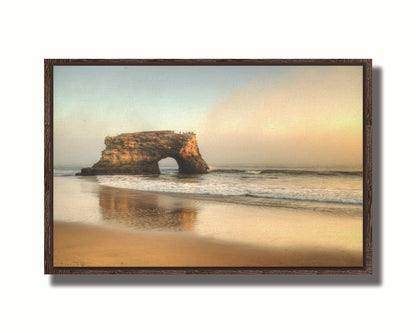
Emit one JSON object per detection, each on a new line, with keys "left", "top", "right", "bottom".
{"left": 79, "top": 174, "right": 363, "bottom": 216}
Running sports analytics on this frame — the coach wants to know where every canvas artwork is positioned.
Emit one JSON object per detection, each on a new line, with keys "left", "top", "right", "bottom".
{"left": 45, "top": 59, "right": 372, "bottom": 273}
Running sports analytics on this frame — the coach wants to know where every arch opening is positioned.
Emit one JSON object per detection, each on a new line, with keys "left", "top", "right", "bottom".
{"left": 158, "top": 157, "right": 179, "bottom": 174}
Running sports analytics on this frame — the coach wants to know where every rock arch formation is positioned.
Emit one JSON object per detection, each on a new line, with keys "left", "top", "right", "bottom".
{"left": 78, "top": 131, "right": 209, "bottom": 175}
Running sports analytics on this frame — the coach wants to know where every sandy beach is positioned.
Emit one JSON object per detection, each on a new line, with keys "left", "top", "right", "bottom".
{"left": 53, "top": 176, "right": 363, "bottom": 267}
{"left": 54, "top": 221, "right": 362, "bottom": 267}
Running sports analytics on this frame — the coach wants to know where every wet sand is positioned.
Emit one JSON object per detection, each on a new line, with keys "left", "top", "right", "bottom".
{"left": 53, "top": 176, "right": 363, "bottom": 267}
{"left": 54, "top": 221, "right": 362, "bottom": 267}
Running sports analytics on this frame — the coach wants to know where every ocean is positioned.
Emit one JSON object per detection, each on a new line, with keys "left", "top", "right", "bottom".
{"left": 54, "top": 165, "right": 363, "bottom": 216}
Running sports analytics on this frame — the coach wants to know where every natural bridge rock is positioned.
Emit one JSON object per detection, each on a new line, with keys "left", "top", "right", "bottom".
{"left": 78, "top": 130, "right": 209, "bottom": 175}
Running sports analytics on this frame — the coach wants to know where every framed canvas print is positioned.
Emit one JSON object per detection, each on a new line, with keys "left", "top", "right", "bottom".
{"left": 44, "top": 59, "right": 372, "bottom": 274}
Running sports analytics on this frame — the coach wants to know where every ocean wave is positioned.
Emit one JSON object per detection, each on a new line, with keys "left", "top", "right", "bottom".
{"left": 96, "top": 175, "right": 362, "bottom": 206}
{"left": 244, "top": 193, "right": 362, "bottom": 205}
{"left": 54, "top": 168, "right": 80, "bottom": 176}
{"left": 209, "top": 168, "right": 245, "bottom": 173}
{"left": 209, "top": 168, "right": 362, "bottom": 176}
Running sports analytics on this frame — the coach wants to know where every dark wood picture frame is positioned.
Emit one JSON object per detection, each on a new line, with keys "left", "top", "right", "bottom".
{"left": 45, "top": 59, "right": 372, "bottom": 275}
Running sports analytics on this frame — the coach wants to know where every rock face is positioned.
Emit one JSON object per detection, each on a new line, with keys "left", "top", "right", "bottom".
{"left": 78, "top": 130, "right": 209, "bottom": 175}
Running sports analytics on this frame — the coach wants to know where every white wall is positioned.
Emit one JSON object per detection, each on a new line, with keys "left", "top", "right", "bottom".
{"left": 1, "top": 1, "right": 413, "bottom": 332}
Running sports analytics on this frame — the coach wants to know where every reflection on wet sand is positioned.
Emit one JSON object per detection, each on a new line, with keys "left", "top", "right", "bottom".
{"left": 98, "top": 186, "right": 197, "bottom": 231}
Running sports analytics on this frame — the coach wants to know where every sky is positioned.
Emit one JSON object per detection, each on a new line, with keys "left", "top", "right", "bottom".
{"left": 54, "top": 65, "right": 362, "bottom": 168}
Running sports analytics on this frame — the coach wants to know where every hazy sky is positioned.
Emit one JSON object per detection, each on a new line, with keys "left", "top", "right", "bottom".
{"left": 54, "top": 65, "right": 362, "bottom": 168}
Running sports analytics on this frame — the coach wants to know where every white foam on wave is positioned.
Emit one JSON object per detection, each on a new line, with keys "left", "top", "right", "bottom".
{"left": 97, "top": 175, "right": 242, "bottom": 196}
{"left": 96, "top": 174, "right": 363, "bottom": 205}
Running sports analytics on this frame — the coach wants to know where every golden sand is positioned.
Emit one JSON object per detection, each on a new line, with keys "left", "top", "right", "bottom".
{"left": 54, "top": 221, "right": 362, "bottom": 267}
